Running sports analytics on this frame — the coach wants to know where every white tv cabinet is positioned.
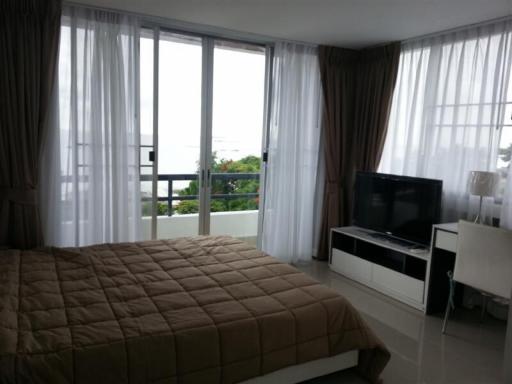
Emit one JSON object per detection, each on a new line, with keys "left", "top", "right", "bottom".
{"left": 329, "top": 226, "right": 431, "bottom": 311}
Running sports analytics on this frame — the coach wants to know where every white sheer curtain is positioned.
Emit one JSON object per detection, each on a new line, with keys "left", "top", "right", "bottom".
{"left": 261, "top": 43, "right": 323, "bottom": 264}
{"left": 380, "top": 20, "right": 512, "bottom": 226}
{"left": 40, "top": 6, "right": 141, "bottom": 246}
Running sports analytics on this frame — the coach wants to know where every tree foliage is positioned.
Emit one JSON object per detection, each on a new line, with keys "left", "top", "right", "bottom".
{"left": 174, "top": 154, "right": 260, "bottom": 214}
{"left": 140, "top": 155, "right": 261, "bottom": 216}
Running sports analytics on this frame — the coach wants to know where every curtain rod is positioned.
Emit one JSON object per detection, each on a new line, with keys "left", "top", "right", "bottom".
{"left": 403, "top": 14, "right": 512, "bottom": 44}
{"left": 63, "top": 1, "right": 318, "bottom": 49}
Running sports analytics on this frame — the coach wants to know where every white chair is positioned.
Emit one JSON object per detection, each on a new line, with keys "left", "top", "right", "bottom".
{"left": 442, "top": 220, "right": 512, "bottom": 334}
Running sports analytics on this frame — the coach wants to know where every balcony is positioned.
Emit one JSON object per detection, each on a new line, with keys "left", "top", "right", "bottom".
{"left": 140, "top": 173, "right": 260, "bottom": 243}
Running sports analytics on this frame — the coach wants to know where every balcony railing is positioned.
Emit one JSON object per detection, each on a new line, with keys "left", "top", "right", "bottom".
{"left": 140, "top": 173, "right": 260, "bottom": 216}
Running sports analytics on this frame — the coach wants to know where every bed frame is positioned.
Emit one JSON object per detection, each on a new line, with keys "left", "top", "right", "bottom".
{"left": 241, "top": 350, "right": 359, "bottom": 384}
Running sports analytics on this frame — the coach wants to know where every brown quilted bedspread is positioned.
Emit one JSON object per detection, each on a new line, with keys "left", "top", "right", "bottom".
{"left": 0, "top": 236, "right": 389, "bottom": 383}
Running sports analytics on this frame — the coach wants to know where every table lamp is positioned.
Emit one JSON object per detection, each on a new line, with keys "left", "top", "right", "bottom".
{"left": 468, "top": 171, "right": 499, "bottom": 224}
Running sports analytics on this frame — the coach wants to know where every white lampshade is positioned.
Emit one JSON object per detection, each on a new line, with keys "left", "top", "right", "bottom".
{"left": 468, "top": 171, "right": 499, "bottom": 197}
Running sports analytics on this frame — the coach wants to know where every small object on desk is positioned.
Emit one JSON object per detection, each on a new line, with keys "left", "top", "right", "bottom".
{"left": 467, "top": 170, "right": 499, "bottom": 224}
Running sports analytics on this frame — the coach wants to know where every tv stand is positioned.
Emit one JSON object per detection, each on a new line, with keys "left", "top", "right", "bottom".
{"left": 329, "top": 226, "right": 430, "bottom": 311}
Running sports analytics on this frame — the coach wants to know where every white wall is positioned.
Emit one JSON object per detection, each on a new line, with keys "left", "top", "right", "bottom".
{"left": 141, "top": 210, "right": 259, "bottom": 240}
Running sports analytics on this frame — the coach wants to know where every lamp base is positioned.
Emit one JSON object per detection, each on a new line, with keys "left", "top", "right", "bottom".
{"left": 474, "top": 195, "right": 484, "bottom": 224}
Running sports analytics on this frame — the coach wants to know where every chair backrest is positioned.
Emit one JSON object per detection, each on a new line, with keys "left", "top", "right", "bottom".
{"left": 454, "top": 220, "right": 512, "bottom": 299}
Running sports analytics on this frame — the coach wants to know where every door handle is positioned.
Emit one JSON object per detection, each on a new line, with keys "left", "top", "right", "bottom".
{"left": 207, "top": 169, "right": 211, "bottom": 188}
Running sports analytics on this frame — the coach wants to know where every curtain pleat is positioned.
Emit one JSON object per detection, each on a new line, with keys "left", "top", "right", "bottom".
{"left": 0, "top": 0, "right": 61, "bottom": 249}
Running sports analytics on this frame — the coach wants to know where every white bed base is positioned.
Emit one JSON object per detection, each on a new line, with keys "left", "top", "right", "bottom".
{"left": 240, "top": 350, "right": 359, "bottom": 384}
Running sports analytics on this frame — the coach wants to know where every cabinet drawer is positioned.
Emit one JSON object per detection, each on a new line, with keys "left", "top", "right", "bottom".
{"left": 373, "top": 264, "right": 425, "bottom": 303}
{"left": 435, "top": 230, "right": 457, "bottom": 253}
{"left": 331, "top": 248, "right": 372, "bottom": 283}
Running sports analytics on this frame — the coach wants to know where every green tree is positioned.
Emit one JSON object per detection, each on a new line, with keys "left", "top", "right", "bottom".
{"left": 175, "top": 154, "right": 260, "bottom": 214}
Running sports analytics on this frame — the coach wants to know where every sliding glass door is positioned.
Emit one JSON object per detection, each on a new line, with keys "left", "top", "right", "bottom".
{"left": 158, "top": 31, "right": 203, "bottom": 238}
{"left": 139, "top": 28, "right": 268, "bottom": 243}
{"left": 209, "top": 41, "right": 266, "bottom": 246}
{"left": 139, "top": 30, "right": 203, "bottom": 240}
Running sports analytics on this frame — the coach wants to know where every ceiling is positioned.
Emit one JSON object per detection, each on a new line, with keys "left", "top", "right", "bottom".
{"left": 77, "top": 0, "right": 512, "bottom": 48}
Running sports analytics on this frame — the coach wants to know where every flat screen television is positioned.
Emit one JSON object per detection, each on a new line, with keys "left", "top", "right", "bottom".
{"left": 353, "top": 172, "right": 443, "bottom": 245}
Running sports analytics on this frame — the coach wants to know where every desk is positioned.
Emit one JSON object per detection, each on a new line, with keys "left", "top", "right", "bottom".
{"left": 426, "top": 223, "right": 461, "bottom": 314}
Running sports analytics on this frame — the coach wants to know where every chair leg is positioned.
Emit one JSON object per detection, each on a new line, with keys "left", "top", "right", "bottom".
{"left": 442, "top": 271, "right": 455, "bottom": 334}
{"left": 442, "top": 298, "right": 452, "bottom": 334}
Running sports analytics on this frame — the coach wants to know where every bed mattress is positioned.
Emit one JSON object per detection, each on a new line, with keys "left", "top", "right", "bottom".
{"left": 0, "top": 236, "right": 389, "bottom": 383}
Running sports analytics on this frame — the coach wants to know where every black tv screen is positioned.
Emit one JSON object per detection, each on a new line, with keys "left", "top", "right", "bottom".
{"left": 353, "top": 172, "right": 443, "bottom": 245}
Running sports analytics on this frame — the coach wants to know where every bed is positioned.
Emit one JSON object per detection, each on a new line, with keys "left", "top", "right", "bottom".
{"left": 0, "top": 236, "right": 389, "bottom": 383}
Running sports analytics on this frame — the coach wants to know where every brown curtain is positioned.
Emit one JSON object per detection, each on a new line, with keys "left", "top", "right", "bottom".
{"left": 317, "top": 47, "right": 359, "bottom": 260}
{"left": 316, "top": 42, "right": 400, "bottom": 260}
{"left": 0, "top": 0, "right": 61, "bottom": 249}
{"left": 354, "top": 43, "right": 400, "bottom": 171}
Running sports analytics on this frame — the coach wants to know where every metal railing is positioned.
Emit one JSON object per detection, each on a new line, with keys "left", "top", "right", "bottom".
{"left": 140, "top": 173, "right": 259, "bottom": 216}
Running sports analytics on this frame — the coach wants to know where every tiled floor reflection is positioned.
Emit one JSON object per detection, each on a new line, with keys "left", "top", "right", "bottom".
{"left": 297, "top": 261, "right": 506, "bottom": 384}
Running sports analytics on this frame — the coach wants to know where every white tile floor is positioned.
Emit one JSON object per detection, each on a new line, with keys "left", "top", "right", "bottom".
{"left": 297, "top": 261, "right": 507, "bottom": 384}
